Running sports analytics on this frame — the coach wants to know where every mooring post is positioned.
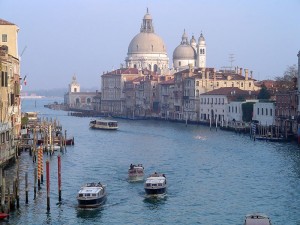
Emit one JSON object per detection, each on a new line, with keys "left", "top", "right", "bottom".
{"left": 58, "top": 155, "right": 62, "bottom": 202}
{"left": 46, "top": 160, "right": 50, "bottom": 211}
{"left": 7, "top": 187, "right": 10, "bottom": 213}
{"left": 34, "top": 167, "right": 37, "bottom": 199}
{"left": 25, "top": 172, "right": 28, "bottom": 204}
{"left": 1, "top": 176, "right": 5, "bottom": 212}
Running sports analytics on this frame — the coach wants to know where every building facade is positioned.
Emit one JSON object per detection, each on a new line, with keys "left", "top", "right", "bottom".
{"left": 0, "top": 18, "right": 21, "bottom": 165}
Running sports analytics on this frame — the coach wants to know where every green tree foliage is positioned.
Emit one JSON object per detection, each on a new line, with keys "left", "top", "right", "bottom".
{"left": 242, "top": 102, "right": 255, "bottom": 122}
{"left": 257, "top": 84, "right": 271, "bottom": 100}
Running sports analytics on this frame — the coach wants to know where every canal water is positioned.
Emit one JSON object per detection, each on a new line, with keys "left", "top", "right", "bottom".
{"left": 3, "top": 98, "right": 300, "bottom": 225}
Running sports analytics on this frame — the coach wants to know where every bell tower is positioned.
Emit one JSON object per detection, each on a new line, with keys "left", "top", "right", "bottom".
{"left": 69, "top": 75, "right": 80, "bottom": 93}
{"left": 196, "top": 33, "right": 206, "bottom": 68}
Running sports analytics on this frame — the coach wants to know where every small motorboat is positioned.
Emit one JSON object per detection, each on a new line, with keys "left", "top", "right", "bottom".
{"left": 77, "top": 182, "right": 107, "bottom": 208}
{"left": 144, "top": 172, "right": 167, "bottom": 196}
{"left": 244, "top": 213, "right": 272, "bottom": 225}
{"left": 128, "top": 164, "right": 144, "bottom": 181}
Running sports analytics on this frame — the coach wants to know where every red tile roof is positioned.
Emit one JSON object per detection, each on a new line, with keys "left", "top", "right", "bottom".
{"left": 0, "top": 19, "right": 15, "bottom": 25}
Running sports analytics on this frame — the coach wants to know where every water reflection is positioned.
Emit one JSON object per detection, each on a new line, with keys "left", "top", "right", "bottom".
{"left": 76, "top": 207, "right": 103, "bottom": 219}
{"left": 143, "top": 194, "right": 167, "bottom": 210}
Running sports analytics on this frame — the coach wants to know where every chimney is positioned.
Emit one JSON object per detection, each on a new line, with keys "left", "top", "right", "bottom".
{"left": 239, "top": 68, "right": 243, "bottom": 75}
{"left": 206, "top": 71, "right": 210, "bottom": 80}
{"left": 245, "top": 69, "right": 249, "bottom": 81}
{"left": 250, "top": 71, "right": 253, "bottom": 79}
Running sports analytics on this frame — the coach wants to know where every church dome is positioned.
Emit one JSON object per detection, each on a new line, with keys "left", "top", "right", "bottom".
{"left": 128, "top": 32, "right": 167, "bottom": 54}
{"left": 173, "top": 44, "right": 196, "bottom": 59}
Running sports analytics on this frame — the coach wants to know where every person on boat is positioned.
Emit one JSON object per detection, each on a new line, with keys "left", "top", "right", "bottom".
{"left": 130, "top": 164, "right": 134, "bottom": 169}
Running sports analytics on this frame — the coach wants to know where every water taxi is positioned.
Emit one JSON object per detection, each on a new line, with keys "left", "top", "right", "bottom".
{"left": 244, "top": 213, "right": 272, "bottom": 225}
{"left": 144, "top": 172, "right": 167, "bottom": 196}
{"left": 128, "top": 164, "right": 144, "bottom": 181}
{"left": 89, "top": 119, "right": 118, "bottom": 130}
{"left": 77, "top": 182, "right": 107, "bottom": 208}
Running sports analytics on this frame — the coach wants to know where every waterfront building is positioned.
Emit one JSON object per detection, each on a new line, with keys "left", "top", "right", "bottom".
{"left": 0, "top": 18, "right": 21, "bottom": 165}
{"left": 173, "top": 30, "right": 206, "bottom": 71}
{"left": 199, "top": 87, "right": 258, "bottom": 125}
{"left": 252, "top": 101, "right": 276, "bottom": 126}
{"left": 64, "top": 76, "right": 97, "bottom": 110}
{"left": 275, "top": 91, "right": 298, "bottom": 136}
{"left": 125, "top": 9, "right": 169, "bottom": 73}
{"left": 101, "top": 68, "right": 143, "bottom": 116}
{"left": 158, "top": 78, "right": 175, "bottom": 119}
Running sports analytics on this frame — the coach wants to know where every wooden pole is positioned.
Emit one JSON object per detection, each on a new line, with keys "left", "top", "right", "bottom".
{"left": 1, "top": 176, "right": 5, "bottom": 212}
{"left": 58, "top": 155, "right": 62, "bottom": 202}
{"left": 25, "top": 172, "right": 28, "bottom": 204}
{"left": 46, "top": 160, "right": 50, "bottom": 211}
{"left": 34, "top": 167, "right": 37, "bottom": 199}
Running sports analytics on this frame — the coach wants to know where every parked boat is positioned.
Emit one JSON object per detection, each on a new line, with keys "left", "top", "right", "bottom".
{"left": 77, "top": 182, "right": 107, "bottom": 208}
{"left": 0, "top": 212, "right": 8, "bottom": 220}
{"left": 144, "top": 172, "right": 167, "bottom": 196}
{"left": 89, "top": 119, "right": 118, "bottom": 130}
{"left": 244, "top": 213, "right": 272, "bottom": 225}
{"left": 128, "top": 164, "right": 144, "bottom": 181}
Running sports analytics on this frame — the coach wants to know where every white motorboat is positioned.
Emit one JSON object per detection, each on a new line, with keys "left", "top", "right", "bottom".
{"left": 128, "top": 164, "right": 144, "bottom": 181}
{"left": 144, "top": 172, "right": 167, "bottom": 196}
{"left": 89, "top": 119, "right": 118, "bottom": 130}
{"left": 77, "top": 182, "right": 107, "bottom": 208}
{"left": 244, "top": 213, "right": 272, "bottom": 225}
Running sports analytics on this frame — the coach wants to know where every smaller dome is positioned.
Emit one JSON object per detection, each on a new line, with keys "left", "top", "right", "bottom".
{"left": 173, "top": 45, "right": 196, "bottom": 60}
{"left": 190, "top": 35, "right": 196, "bottom": 45}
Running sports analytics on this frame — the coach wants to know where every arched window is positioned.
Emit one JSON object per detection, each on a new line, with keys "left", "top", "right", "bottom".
{"left": 179, "top": 61, "right": 181, "bottom": 66}
{"left": 149, "top": 64, "right": 152, "bottom": 71}
{"left": 134, "top": 64, "right": 137, "bottom": 68}
{"left": 87, "top": 98, "right": 91, "bottom": 104}
{"left": 154, "top": 64, "right": 158, "bottom": 72}
{"left": 76, "top": 98, "right": 80, "bottom": 105}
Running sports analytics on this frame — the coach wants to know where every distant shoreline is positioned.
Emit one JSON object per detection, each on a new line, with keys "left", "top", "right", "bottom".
{"left": 20, "top": 95, "right": 45, "bottom": 99}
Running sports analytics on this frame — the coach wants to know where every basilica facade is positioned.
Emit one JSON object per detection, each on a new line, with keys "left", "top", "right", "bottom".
{"left": 124, "top": 9, "right": 206, "bottom": 73}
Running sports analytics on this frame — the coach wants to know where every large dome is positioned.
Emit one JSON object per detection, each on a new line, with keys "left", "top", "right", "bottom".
{"left": 128, "top": 32, "right": 167, "bottom": 54}
{"left": 173, "top": 45, "right": 196, "bottom": 60}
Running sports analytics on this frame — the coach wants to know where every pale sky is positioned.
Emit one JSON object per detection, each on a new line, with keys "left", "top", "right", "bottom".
{"left": 1, "top": 0, "right": 299, "bottom": 90}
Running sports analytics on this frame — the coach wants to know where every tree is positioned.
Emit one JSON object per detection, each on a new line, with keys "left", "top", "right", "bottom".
{"left": 275, "top": 64, "right": 298, "bottom": 92}
{"left": 257, "top": 84, "right": 271, "bottom": 100}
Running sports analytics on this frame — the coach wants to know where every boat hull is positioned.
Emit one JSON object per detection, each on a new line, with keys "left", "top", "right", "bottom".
{"left": 144, "top": 187, "right": 166, "bottom": 195}
{"left": 128, "top": 174, "right": 144, "bottom": 182}
{"left": 77, "top": 196, "right": 106, "bottom": 208}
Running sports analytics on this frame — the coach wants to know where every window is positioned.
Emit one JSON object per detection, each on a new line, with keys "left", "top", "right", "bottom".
{"left": 2, "top": 34, "right": 7, "bottom": 42}
{"left": 257, "top": 108, "right": 259, "bottom": 115}
{"left": 262, "top": 108, "right": 264, "bottom": 115}
{"left": 270, "top": 109, "right": 273, "bottom": 116}
{"left": 266, "top": 108, "right": 268, "bottom": 116}
{"left": 179, "top": 61, "right": 181, "bottom": 66}
{"left": 229, "top": 106, "right": 231, "bottom": 112}
{"left": 196, "top": 81, "right": 199, "bottom": 86}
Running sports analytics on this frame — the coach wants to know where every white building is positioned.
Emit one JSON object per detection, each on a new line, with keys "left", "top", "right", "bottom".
{"left": 125, "top": 9, "right": 169, "bottom": 72}
{"left": 64, "top": 76, "right": 96, "bottom": 110}
{"left": 200, "top": 87, "right": 258, "bottom": 124}
{"left": 252, "top": 102, "right": 275, "bottom": 125}
{"left": 173, "top": 30, "right": 206, "bottom": 71}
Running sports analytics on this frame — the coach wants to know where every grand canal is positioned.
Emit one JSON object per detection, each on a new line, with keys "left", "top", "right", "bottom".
{"left": 4, "top": 98, "right": 300, "bottom": 224}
